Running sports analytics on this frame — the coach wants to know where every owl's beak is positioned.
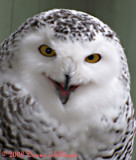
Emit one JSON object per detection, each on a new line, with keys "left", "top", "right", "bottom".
{"left": 50, "top": 75, "right": 78, "bottom": 104}
{"left": 64, "top": 74, "right": 71, "bottom": 91}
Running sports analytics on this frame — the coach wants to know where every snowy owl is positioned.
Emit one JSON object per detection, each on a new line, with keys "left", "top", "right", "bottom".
{"left": 0, "top": 9, "right": 135, "bottom": 160}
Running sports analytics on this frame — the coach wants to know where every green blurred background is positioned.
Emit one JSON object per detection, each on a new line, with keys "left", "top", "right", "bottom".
{"left": 0, "top": 0, "right": 135, "bottom": 159}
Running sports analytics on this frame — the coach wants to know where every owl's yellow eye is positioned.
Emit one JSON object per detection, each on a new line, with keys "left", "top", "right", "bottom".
{"left": 38, "top": 45, "right": 56, "bottom": 57}
{"left": 85, "top": 54, "right": 101, "bottom": 63}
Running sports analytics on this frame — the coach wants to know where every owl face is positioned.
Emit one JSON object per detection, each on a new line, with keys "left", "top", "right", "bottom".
{"left": 12, "top": 26, "right": 121, "bottom": 106}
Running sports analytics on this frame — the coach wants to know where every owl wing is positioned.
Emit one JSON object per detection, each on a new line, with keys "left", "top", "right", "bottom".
{"left": 0, "top": 82, "right": 60, "bottom": 160}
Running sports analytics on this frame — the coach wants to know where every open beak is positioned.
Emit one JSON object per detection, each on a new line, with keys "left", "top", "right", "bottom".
{"left": 50, "top": 75, "right": 78, "bottom": 104}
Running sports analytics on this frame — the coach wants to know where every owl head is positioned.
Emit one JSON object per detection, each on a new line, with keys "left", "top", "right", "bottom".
{"left": 0, "top": 9, "right": 130, "bottom": 121}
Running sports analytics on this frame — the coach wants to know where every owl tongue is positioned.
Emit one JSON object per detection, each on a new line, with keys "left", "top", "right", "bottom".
{"left": 55, "top": 82, "right": 78, "bottom": 104}
{"left": 49, "top": 77, "right": 78, "bottom": 104}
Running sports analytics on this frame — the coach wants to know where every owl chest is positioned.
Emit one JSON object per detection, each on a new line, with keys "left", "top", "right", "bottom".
{"left": 53, "top": 112, "right": 126, "bottom": 157}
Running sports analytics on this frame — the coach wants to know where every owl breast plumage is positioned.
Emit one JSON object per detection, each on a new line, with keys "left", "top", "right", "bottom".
{"left": 0, "top": 9, "right": 135, "bottom": 160}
